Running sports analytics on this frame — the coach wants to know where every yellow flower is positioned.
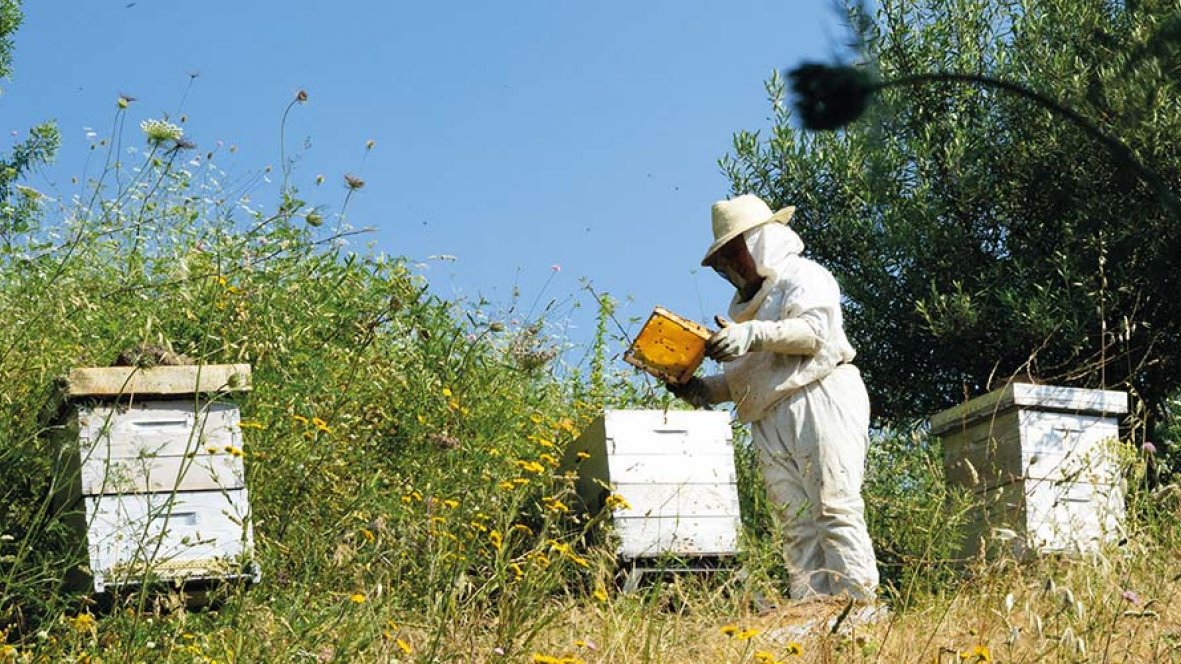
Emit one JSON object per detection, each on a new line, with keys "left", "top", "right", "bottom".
{"left": 489, "top": 530, "right": 503, "bottom": 550}
{"left": 736, "top": 628, "right": 760, "bottom": 640}
{"left": 593, "top": 586, "right": 609, "bottom": 602}
{"left": 360, "top": 528, "right": 376, "bottom": 542}
{"left": 515, "top": 460, "right": 545, "bottom": 474}
{"left": 543, "top": 497, "right": 570, "bottom": 513}
{"left": 575, "top": 451, "right": 591, "bottom": 461}
{"left": 448, "top": 399, "right": 461, "bottom": 411}
{"left": 349, "top": 593, "right": 366, "bottom": 604}
{"left": 539, "top": 453, "right": 559, "bottom": 467}
{"left": 72, "top": 613, "right": 97, "bottom": 633}
{"left": 238, "top": 420, "right": 265, "bottom": 430}
{"left": 530, "top": 414, "right": 544, "bottom": 424}
{"left": 441, "top": 499, "right": 460, "bottom": 509}
{"left": 292, "top": 414, "right": 309, "bottom": 425}
{"left": 441, "top": 387, "right": 453, "bottom": 398}
{"left": 785, "top": 641, "right": 803, "bottom": 656}
{"left": 568, "top": 553, "right": 590, "bottom": 568}
{"left": 511, "top": 477, "right": 530, "bottom": 486}
{"left": 396, "top": 638, "right": 412, "bottom": 655}
{"left": 960, "top": 645, "right": 991, "bottom": 662}
{"left": 497, "top": 480, "right": 516, "bottom": 491}
{"left": 510, "top": 563, "right": 525, "bottom": 580}
{"left": 720, "top": 624, "right": 739, "bottom": 637}
{"left": 1, "top": 645, "right": 18, "bottom": 659}
{"left": 536, "top": 437, "right": 556, "bottom": 449}
{"left": 558, "top": 418, "right": 577, "bottom": 433}
{"left": 604, "top": 493, "right": 632, "bottom": 510}
{"left": 754, "top": 651, "right": 779, "bottom": 664}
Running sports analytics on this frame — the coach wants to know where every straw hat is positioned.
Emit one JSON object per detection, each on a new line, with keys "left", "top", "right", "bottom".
{"left": 701, "top": 194, "right": 796, "bottom": 266}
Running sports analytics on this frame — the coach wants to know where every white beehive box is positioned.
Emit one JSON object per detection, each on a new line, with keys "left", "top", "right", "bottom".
{"left": 55, "top": 364, "right": 259, "bottom": 593}
{"left": 560, "top": 409, "right": 740, "bottom": 561}
{"left": 931, "top": 383, "right": 1127, "bottom": 557}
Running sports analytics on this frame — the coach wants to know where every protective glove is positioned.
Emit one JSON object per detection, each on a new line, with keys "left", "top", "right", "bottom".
{"left": 705, "top": 322, "right": 758, "bottom": 362}
{"left": 666, "top": 375, "right": 731, "bottom": 408}
{"left": 706, "top": 316, "right": 823, "bottom": 362}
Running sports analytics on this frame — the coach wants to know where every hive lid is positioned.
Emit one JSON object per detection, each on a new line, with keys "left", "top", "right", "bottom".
{"left": 65, "top": 364, "right": 252, "bottom": 397}
{"left": 623, "top": 306, "right": 713, "bottom": 385}
{"left": 930, "top": 382, "right": 1127, "bottom": 435}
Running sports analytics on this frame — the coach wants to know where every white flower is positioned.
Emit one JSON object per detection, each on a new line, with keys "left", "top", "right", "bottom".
{"left": 140, "top": 118, "right": 183, "bottom": 145}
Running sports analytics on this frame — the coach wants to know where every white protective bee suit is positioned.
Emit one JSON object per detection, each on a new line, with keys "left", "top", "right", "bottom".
{"left": 697, "top": 221, "right": 879, "bottom": 600}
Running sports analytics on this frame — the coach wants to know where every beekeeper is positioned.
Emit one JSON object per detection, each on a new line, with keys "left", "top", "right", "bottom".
{"left": 669, "top": 194, "right": 879, "bottom": 601}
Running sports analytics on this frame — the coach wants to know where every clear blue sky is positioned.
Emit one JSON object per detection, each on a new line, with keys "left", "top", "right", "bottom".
{"left": 4, "top": 1, "right": 845, "bottom": 367}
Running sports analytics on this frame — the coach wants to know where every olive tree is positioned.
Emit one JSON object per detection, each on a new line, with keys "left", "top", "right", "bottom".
{"left": 722, "top": 0, "right": 1181, "bottom": 434}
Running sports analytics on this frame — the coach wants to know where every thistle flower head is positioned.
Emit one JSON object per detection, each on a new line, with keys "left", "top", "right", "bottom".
{"left": 787, "top": 63, "right": 876, "bottom": 131}
{"left": 344, "top": 174, "right": 366, "bottom": 191}
{"left": 140, "top": 119, "right": 184, "bottom": 146}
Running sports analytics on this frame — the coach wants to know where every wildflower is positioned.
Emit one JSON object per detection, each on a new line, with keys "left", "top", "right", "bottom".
{"left": 511, "top": 478, "right": 530, "bottom": 487}
{"left": 311, "top": 416, "right": 330, "bottom": 431}
{"left": 72, "top": 613, "right": 97, "bottom": 633}
{"left": 238, "top": 420, "right": 265, "bottom": 430}
{"left": 206, "top": 446, "right": 219, "bottom": 454}
{"left": 604, "top": 493, "right": 632, "bottom": 511}
{"left": 787, "top": 63, "right": 876, "bottom": 131}
{"left": 441, "top": 499, "right": 460, "bottom": 509}
{"left": 568, "top": 553, "right": 590, "bottom": 568}
{"left": 117, "top": 94, "right": 134, "bottom": 109}
{"left": 574, "top": 639, "right": 597, "bottom": 650}
{"left": 0, "top": 645, "right": 16, "bottom": 658}
{"left": 530, "top": 414, "right": 544, "bottom": 424}
{"left": 349, "top": 593, "right": 366, "bottom": 604}
{"left": 535, "top": 437, "right": 556, "bottom": 448}
{"left": 292, "top": 414, "right": 309, "bottom": 425}
{"left": 442, "top": 387, "right": 453, "bottom": 398}
{"left": 784, "top": 641, "right": 804, "bottom": 656}
{"left": 1122, "top": 589, "right": 1142, "bottom": 605}
{"left": 593, "top": 586, "right": 609, "bottom": 602}
{"left": 493, "top": 647, "right": 506, "bottom": 656}
{"left": 448, "top": 399, "right": 461, "bottom": 411}
{"left": 512, "top": 523, "right": 533, "bottom": 535}
{"left": 396, "top": 638, "right": 412, "bottom": 655}
{"left": 754, "top": 651, "right": 779, "bottom": 664}
{"left": 344, "top": 174, "right": 366, "bottom": 190}
{"left": 305, "top": 210, "right": 324, "bottom": 227}
{"left": 497, "top": 480, "right": 516, "bottom": 491}
{"left": 489, "top": 530, "right": 502, "bottom": 550}
{"left": 736, "top": 628, "right": 760, "bottom": 640}
{"left": 720, "top": 624, "right": 739, "bottom": 637}
{"left": 516, "top": 460, "right": 545, "bottom": 474}
{"left": 551, "top": 264, "right": 561, "bottom": 273}
{"left": 558, "top": 418, "right": 577, "bottom": 433}
{"left": 1143, "top": 441, "right": 1157, "bottom": 455}
{"left": 543, "top": 497, "right": 570, "bottom": 513}
{"left": 140, "top": 119, "right": 184, "bottom": 146}
{"left": 295, "top": 89, "right": 308, "bottom": 103}
{"left": 366, "top": 139, "right": 376, "bottom": 150}
{"left": 959, "top": 645, "right": 991, "bottom": 662}
{"left": 509, "top": 563, "right": 524, "bottom": 580}
{"left": 539, "top": 453, "right": 559, "bottom": 467}
{"left": 315, "top": 174, "right": 325, "bottom": 185}
{"left": 576, "top": 451, "right": 591, "bottom": 461}
{"left": 360, "top": 528, "right": 376, "bottom": 542}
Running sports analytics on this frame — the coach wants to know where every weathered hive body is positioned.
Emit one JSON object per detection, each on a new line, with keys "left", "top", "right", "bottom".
{"left": 931, "top": 383, "right": 1127, "bottom": 557}
{"left": 560, "top": 409, "right": 740, "bottom": 561}
{"left": 55, "top": 365, "right": 259, "bottom": 593}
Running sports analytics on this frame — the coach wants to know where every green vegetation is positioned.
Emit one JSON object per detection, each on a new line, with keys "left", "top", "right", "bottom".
{"left": 722, "top": 0, "right": 1181, "bottom": 434}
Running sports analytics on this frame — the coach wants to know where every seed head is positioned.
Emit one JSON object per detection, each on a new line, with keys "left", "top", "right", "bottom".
{"left": 296, "top": 89, "right": 309, "bottom": 103}
{"left": 787, "top": 63, "right": 876, "bottom": 131}
{"left": 344, "top": 174, "right": 366, "bottom": 191}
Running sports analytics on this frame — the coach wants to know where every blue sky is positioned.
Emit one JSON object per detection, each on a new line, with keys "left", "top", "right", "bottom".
{"left": 4, "top": 1, "right": 844, "bottom": 368}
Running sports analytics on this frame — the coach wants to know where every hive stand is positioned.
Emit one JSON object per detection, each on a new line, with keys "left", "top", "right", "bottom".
{"left": 53, "top": 364, "right": 260, "bottom": 594}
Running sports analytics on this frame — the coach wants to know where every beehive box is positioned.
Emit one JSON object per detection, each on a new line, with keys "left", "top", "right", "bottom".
{"left": 931, "top": 383, "right": 1127, "bottom": 557}
{"left": 54, "top": 364, "right": 259, "bottom": 593}
{"left": 623, "top": 307, "right": 712, "bottom": 385}
{"left": 559, "top": 409, "right": 740, "bottom": 560}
